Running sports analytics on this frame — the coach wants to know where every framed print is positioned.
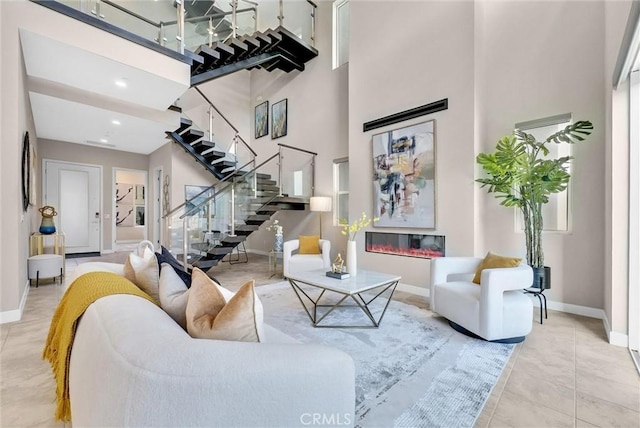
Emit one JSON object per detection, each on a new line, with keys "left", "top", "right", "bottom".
{"left": 372, "top": 120, "right": 436, "bottom": 229}
{"left": 255, "top": 101, "right": 269, "bottom": 139}
{"left": 135, "top": 206, "right": 145, "bottom": 226}
{"left": 271, "top": 98, "right": 288, "bottom": 139}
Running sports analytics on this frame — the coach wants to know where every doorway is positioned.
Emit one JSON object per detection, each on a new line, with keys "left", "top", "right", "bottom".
{"left": 113, "top": 168, "right": 148, "bottom": 252}
{"left": 43, "top": 159, "right": 102, "bottom": 255}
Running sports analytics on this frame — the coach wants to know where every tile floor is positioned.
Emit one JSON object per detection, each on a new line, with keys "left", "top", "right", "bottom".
{"left": 1, "top": 252, "right": 638, "bottom": 427}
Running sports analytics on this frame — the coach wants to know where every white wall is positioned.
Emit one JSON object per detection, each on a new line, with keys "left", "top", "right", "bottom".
{"left": 0, "top": 1, "right": 38, "bottom": 316}
{"left": 246, "top": 0, "right": 349, "bottom": 256}
{"left": 605, "top": 0, "right": 633, "bottom": 338}
{"left": 348, "top": 1, "right": 477, "bottom": 288}
{"left": 479, "top": 1, "right": 607, "bottom": 309}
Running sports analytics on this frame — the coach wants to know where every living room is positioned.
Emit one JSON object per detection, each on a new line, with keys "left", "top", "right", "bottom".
{"left": 1, "top": 0, "right": 639, "bottom": 426}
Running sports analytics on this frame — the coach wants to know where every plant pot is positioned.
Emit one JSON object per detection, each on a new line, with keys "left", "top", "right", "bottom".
{"left": 531, "top": 266, "right": 551, "bottom": 290}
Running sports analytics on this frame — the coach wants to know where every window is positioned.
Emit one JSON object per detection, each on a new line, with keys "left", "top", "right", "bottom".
{"left": 333, "top": 0, "right": 349, "bottom": 69}
{"left": 514, "top": 113, "right": 572, "bottom": 232}
{"left": 333, "top": 157, "right": 349, "bottom": 225}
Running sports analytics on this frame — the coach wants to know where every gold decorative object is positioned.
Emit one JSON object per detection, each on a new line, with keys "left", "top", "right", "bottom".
{"left": 332, "top": 253, "right": 344, "bottom": 274}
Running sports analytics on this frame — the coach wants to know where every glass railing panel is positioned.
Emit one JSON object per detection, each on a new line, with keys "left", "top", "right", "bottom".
{"left": 279, "top": 147, "right": 314, "bottom": 198}
{"left": 165, "top": 204, "right": 207, "bottom": 269}
{"left": 177, "top": 8, "right": 256, "bottom": 51}
{"left": 282, "top": 0, "right": 314, "bottom": 45}
{"left": 234, "top": 170, "right": 257, "bottom": 227}
{"left": 84, "top": 0, "right": 175, "bottom": 47}
{"left": 211, "top": 183, "right": 232, "bottom": 236}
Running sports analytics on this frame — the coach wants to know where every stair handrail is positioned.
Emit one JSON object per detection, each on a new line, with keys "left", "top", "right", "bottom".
{"left": 180, "top": 151, "right": 279, "bottom": 218}
{"left": 164, "top": 157, "right": 256, "bottom": 219}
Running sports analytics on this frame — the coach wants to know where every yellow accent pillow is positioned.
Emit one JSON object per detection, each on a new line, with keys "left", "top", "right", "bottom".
{"left": 299, "top": 235, "right": 321, "bottom": 254}
{"left": 186, "top": 269, "right": 262, "bottom": 342}
{"left": 472, "top": 252, "right": 522, "bottom": 284}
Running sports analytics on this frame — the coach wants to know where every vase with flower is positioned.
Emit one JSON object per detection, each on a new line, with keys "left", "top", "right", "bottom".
{"left": 340, "top": 212, "right": 377, "bottom": 277}
{"left": 266, "top": 219, "right": 284, "bottom": 252}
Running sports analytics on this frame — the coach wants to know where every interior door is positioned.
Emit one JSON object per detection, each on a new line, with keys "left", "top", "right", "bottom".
{"left": 44, "top": 160, "right": 101, "bottom": 254}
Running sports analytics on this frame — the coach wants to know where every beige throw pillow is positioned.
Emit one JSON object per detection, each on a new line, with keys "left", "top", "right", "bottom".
{"left": 472, "top": 252, "right": 522, "bottom": 284}
{"left": 186, "top": 269, "right": 263, "bottom": 342}
{"left": 123, "top": 245, "right": 160, "bottom": 302}
{"left": 158, "top": 263, "right": 190, "bottom": 330}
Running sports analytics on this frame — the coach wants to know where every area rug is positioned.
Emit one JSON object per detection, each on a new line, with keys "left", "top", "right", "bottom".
{"left": 257, "top": 281, "right": 514, "bottom": 428}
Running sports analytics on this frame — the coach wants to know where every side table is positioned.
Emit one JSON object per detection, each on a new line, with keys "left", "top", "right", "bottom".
{"left": 524, "top": 287, "right": 547, "bottom": 324}
{"left": 269, "top": 250, "right": 283, "bottom": 278}
{"left": 30, "top": 233, "right": 66, "bottom": 276}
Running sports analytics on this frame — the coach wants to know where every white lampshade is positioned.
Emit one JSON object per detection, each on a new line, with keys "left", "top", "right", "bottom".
{"left": 310, "top": 196, "right": 332, "bottom": 212}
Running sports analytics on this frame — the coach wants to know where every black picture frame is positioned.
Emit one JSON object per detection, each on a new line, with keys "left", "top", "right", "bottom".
{"left": 255, "top": 101, "right": 269, "bottom": 139}
{"left": 271, "top": 98, "right": 288, "bottom": 139}
{"left": 21, "top": 132, "right": 30, "bottom": 212}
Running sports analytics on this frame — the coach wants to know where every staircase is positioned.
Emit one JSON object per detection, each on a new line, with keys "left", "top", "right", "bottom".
{"left": 166, "top": 117, "right": 308, "bottom": 272}
{"left": 190, "top": 26, "right": 318, "bottom": 86}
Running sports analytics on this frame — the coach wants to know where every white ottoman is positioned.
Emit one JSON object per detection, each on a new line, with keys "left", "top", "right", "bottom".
{"left": 28, "top": 254, "right": 64, "bottom": 288}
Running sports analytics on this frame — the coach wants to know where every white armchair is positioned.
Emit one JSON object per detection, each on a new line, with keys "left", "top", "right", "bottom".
{"left": 283, "top": 239, "right": 331, "bottom": 278}
{"left": 430, "top": 257, "right": 534, "bottom": 343}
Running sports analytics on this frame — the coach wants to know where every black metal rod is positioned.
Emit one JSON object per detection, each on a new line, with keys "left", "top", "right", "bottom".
{"left": 277, "top": 143, "right": 318, "bottom": 156}
{"left": 102, "top": 0, "right": 160, "bottom": 27}
{"left": 363, "top": 99, "right": 448, "bottom": 132}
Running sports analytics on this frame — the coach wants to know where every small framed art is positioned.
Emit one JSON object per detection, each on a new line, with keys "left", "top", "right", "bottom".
{"left": 255, "top": 101, "right": 268, "bottom": 139}
{"left": 272, "top": 98, "right": 288, "bottom": 139}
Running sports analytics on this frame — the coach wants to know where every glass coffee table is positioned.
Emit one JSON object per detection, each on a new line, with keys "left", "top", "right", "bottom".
{"left": 286, "top": 269, "right": 401, "bottom": 328}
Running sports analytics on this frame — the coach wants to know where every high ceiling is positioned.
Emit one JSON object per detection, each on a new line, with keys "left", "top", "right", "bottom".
{"left": 20, "top": 28, "right": 189, "bottom": 154}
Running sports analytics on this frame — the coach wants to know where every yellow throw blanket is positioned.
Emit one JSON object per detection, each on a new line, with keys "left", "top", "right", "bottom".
{"left": 42, "top": 271, "right": 157, "bottom": 422}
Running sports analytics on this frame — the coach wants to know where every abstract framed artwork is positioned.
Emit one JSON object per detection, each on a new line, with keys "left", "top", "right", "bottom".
{"left": 271, "top": 98, "right": 288, "bottom": 139}
{"left": 255, "top": 101, "right": 269, "bottom": 139}
{"left": 372, "top": 120, "right": 436, "bottom": 229}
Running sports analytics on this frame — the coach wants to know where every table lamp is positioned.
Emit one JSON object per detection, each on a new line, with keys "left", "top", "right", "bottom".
{"left": 310, "top": 196, "right": 332, "bottom": 238}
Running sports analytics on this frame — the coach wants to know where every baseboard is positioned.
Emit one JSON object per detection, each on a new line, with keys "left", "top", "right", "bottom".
{"left": 531, "top": 298, "right": 604, "bottom": 319}
{"left": 529, "top": 297, "right": 629, "bottom": 347}
{"left": 101, "top": 250, "right": 115, "bottom": 254}
{"left": 0, "top": 281, "right": 30, "bottom": 324}
{"left": 397, "top": 283, "right": 429, "bottom": 298}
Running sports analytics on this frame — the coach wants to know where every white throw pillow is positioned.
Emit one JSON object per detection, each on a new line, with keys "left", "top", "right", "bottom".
{"left": 159, "top": 263, "right": 190, "bottom": 330}
{"left": 123, "top": 246, "right": 160, "bottom": 301}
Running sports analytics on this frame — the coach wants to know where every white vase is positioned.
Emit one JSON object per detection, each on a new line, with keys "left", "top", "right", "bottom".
{"left": 346, "top": 240, "right": 357, "bottom": 277}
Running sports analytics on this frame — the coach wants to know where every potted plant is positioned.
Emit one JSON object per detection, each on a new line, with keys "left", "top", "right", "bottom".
{"left": 476, "top": 120, "right": 593, "bottom": 289}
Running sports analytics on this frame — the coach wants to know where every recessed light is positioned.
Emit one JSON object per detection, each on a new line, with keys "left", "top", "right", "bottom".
{"left": 213, "top": 33, "right": 218, "bottom": 37}
{"left": 100, "top": 138, "right": 108, "bottom": 143}
{"left": 115, "top": 79, "right": 127, "bottom": 88}
{"left": 112, "top": 120, "right": 121, "bottom": 125}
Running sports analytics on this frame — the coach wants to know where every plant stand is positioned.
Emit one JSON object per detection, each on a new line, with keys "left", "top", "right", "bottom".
{"left": 524, "top": 287, "right": 547, "bottom": 324}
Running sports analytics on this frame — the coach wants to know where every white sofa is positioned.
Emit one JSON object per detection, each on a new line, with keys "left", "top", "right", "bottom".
{"left": 68, "top": 263, "right": 355, "bottom": 427}
{"left": 430, "top": 257, "right": 534, "bottom": 343}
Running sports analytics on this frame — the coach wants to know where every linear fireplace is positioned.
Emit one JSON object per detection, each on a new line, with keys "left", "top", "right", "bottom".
{"left": 365, "top": 232, "right": 445, "bottom": 259}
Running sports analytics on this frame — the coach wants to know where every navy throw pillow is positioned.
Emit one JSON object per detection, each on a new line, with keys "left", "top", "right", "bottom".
{"left": 156, "top": 247, "right": 192, "bottom": 288}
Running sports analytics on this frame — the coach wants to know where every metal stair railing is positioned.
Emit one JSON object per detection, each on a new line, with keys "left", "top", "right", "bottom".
{"left": 162, "top": 144, "right": 316, "bottom": 272}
